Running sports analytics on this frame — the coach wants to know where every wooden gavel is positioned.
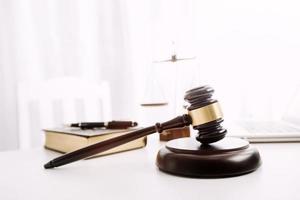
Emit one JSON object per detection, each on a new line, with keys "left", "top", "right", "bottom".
{"left": 44, "top": 85, "right": 227, "bottom": 169}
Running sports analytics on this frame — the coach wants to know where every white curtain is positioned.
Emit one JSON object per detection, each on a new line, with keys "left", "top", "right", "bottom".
{"left": 1, "top": 0, "right": 300, "bottom": 150}
{"left": 0, "top": 0, "right": 136, "bottom": 150}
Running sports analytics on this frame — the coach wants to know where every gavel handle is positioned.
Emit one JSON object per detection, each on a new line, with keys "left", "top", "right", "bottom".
{"left": 44, "top": 114, "right": 192, "bottom": 169}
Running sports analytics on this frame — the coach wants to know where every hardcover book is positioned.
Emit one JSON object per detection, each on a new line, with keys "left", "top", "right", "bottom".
{"left": 44, "top": 127, "right": 147, "bottom": 157}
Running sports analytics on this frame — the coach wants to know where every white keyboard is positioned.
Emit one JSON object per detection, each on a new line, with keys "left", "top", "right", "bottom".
{"left": 227, "top": 121, "right": 300, "bottom": 142}
{"left": 238, "top": 121, "right": 300, "bottom": 133}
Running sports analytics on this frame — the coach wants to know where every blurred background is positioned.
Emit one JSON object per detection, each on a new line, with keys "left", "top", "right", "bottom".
{"left": 0, "top": 0, "right": 300, "bottom": 151}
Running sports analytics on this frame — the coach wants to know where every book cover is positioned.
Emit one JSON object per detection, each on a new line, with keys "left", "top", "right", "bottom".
{"left": 44, "top": 127, "right": 147, "bottom": 158}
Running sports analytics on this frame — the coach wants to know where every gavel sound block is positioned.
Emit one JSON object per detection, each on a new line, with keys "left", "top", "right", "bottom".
{"left": 156, "top": 86, "right": 261, "bottom": 177}
{"left": 44, "top": 86, "right": 261, "bottom": 178}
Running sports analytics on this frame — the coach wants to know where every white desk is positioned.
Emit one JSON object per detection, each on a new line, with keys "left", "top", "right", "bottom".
{"left": 1, "top": 135, "right": 300, "bottom": 200}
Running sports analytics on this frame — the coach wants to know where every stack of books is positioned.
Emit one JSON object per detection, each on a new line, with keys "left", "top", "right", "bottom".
{"left": 44, "top": 127, "right": 147, "bottom": 157}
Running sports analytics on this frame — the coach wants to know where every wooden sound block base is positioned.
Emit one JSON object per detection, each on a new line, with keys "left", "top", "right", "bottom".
{"left": 156, "top": 137, "right": 261, "bottom": 178}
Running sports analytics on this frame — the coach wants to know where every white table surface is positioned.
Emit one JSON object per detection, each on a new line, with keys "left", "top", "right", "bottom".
{"left": 0, "top": 134, "right": 300, "bottom": 200}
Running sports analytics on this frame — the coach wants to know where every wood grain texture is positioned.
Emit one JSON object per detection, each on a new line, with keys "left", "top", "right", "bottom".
{"left": 156, "top": 137, "right": 261, "bottom": 178}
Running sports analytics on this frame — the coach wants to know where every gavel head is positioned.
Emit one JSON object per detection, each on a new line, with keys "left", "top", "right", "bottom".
{"left": 184, "top": 85, "right": 227, "bottom": 144}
